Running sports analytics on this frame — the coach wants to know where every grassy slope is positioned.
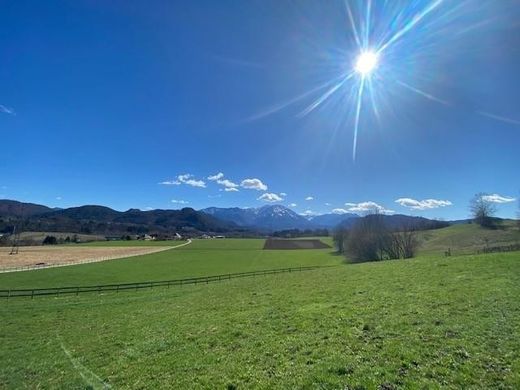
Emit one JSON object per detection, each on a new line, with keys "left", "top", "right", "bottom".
{"left": 0, "top": 239, "right": 339, "bottom": 289}
{"left": 418, "top": 221, "right": 520, "bottom": 256}
{"left": 1, "top": 251, "right": 519, "bottom": 388}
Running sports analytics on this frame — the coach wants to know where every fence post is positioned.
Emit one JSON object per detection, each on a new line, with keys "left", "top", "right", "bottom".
{"left": 76, "top": 287, "right": 79, "bottom": 296}
{"left": 31, "top": 289, "right": 34, "bottom": 299}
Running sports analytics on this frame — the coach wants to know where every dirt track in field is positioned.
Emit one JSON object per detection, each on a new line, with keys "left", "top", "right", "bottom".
{"left": 0, "top": 244, "right": 187, "bottom": 271}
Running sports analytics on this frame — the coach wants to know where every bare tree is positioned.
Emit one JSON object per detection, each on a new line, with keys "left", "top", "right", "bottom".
{"left": 332, "top": 227, "right": 348, "bottom": 254}
{"left": 345, "top": 213, "right": 419, "bottom": 262}
{"left": 394, "top": 224, "right": 419, "bottom": 258}
{"left": 470, "top": 192, "right": 497, "bottom": 228}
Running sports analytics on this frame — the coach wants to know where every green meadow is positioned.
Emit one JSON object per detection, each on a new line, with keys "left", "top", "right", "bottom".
{"left": 1, "top": 233, "right": 520, "bottom": 389}
{"left": 0, "top": 239, "right": 337, "bottom": 289}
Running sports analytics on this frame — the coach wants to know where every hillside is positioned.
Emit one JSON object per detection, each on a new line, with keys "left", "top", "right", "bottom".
{"left": 0, "top": 200, "right": 238, "bottom": 236}
{"left": 418, "top": 220, "right": 520, "bottom": 255}
{"left": 0, "top": 199, "right": 53, "bottom": 217}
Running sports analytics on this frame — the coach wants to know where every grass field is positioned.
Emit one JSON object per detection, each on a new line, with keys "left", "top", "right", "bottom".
{"left": 1, "top": 243, "right": 519, "bottom": 388}
{"left": 0, "top": 239, "right": 338, "bottom": 289}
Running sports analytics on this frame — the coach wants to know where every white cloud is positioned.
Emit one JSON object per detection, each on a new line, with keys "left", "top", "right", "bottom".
{"left": 224, "top": 187, "right": 239, "bottom": 192}
{"left": 160, "top": 174, "right": 206, "bottom": 188}
{"left": 280, "top": 192, "right": 287, "bottom": 197}
{"left": 481, "top": 194, "right": 516, "bottom": 204}
{"left": 158, "top": 180, "right": 181, "bottom": 186}
{"left": 217, "top": 179, "right": 239, "bottom": 189}
{"left": 179, "top": 174, "right": 206, "bottom": 188}
{"left": 325, "top": 202, "right": 331, "bottom": 206}
{"left": 305, "top": 196, "right": 314, "bottom": 201}
{"left": 171, "top": 199, "right": 189, "bottom": 204}
{"left": 241, "top": 178, "right": 268, "bottom": 191}
{"left": 257, "top": 193, "right": 282, "bottom": 202}
{"left": 345, "top": 201, "right": 394, "bottom": 214}
{"left": 301, "top": 210, "right": 318, "bottom": 216}
{"left": 184, "top": 179, "right": 205, "bottom": 187}
{"left": 145, "top": 207, "right": 153, "bottom": 210}
{"left": 208, "top": 172, "right": 224, "bottom": 181}
{"left": 0, "top": 105, "right": 15, "bottom": 115}
{"left": 332, "top": 208, "right": 349, "bottom": 214}
{"left": 288, "top": 203, "right": 297, "bottom": 207}
{"left": 395, "top": 198, "right": 453, "bottom": 210}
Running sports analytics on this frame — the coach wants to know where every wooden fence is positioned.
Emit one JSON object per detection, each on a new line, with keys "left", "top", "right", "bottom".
{"left": 0, "top": 265, "right": 335, "bottom": 299}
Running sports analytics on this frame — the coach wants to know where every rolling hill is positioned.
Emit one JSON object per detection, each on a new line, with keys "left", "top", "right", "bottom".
{"left": 0, "top": 200, "right": 238, "bottom": 236}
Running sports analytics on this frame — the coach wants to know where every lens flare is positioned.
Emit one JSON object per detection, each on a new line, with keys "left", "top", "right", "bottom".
{"left": 247, "top": 1, "right": 518, "bottom": 160}
{"left": 355, "top": 51, "right": 378, "bottom": 76}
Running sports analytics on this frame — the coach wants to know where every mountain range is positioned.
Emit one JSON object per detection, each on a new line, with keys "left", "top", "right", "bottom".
{"left": 0, "top": 199, "right": 451, "bottom": 236}
{"left": 0, "top": 199, "right": 236, "bottom": 236}
{"left": 201, "top": 205, "right": 317, "bottom": 231}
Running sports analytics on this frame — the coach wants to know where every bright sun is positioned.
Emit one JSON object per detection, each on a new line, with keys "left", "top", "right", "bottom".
{"left": 355, "top": 51, "right": 378, "bottom": 76}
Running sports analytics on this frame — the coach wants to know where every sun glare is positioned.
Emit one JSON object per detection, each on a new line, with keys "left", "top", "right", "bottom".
{"left": 355, "top": 51, "right": 378, "bottom": 76}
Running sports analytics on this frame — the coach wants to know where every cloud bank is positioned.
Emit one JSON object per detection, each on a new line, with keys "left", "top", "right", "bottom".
{"left": 159, "top": 174, "right": 206, "bottom": 188}
{"left": 395, "top": 198, "right": 452, "bottom": 210}
{"left": 481, "top": 194, "right": 516, "bottom": 203}
{"left": 171, "top": 199, "right": 189, "bottom": 204}
{"left": 345, "top": 201, "right": 394, "bottom": 214}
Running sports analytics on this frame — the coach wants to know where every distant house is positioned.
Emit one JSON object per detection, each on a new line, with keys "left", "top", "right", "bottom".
{"left": 215, "top": 235, "right": 225, "bottom": 239}
{"left": 137, "top": 234, "right": 155, "bottom": 241}
{"left": 174, "top": 232, "right": 183, "bottom": 240}
{"left": 200, "top": 234, "right": 211, "bottom": 239}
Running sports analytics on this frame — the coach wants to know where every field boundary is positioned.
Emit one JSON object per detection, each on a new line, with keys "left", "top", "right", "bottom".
{"left": 0, "top": 265, "right": 336, "bottom": 299}
{"left": 0, "top": 239, "right": 192, "bottom": 274}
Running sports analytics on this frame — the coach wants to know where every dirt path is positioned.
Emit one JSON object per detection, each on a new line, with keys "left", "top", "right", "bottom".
{"left": 0, "top": 240, "right": 192, "bottom": 273}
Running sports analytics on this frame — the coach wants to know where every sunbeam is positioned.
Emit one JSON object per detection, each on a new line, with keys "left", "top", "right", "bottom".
{"left": 377, "top": 0, "right": 444, "bottom": 53}
{"left": 395, "top": 79, "right": 450, "bottom": 105}
{"left": 298, "top": 73, "right": 354, "bottom": 117}
{"left": 477, "top": 111, "right": 520, "bottom": 126}
{"left": 352, "top": 77, "right": 366, "bottom": 161}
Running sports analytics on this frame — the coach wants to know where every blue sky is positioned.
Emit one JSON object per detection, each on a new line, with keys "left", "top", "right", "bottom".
{"left": 1, "top": 0, "right": 519, "bottom": 220}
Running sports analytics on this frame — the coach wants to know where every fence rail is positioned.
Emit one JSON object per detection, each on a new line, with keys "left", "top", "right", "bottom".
{"left": 0, "top": 265, "right": 335, "bottom": 299}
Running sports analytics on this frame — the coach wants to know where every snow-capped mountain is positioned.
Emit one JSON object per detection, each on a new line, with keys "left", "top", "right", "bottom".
{"left": 201, "top": 205, "right": 314, "bottom": 230}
